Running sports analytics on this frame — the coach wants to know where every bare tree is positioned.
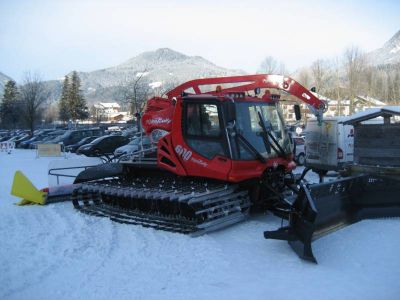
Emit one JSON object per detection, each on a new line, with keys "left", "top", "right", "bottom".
{"left": 19, "top": 73, "right": 49, "bottom": 134}
{"left": 258, "top": 55, "right": 287, "bottom": 75}
{"left": 259, "top": 56, "right": 279, "bottom": 74}
{"left": 344, "top": 46, "right": 366, "bottom": 113}
{"left": 44, "top": 103, "right": 59, "bottom": 124}
{"left": 311, "top": 59, "right": 329, "bottom": 94}
{"left": 363, "top": 65, "right": 374, "bottom": 96}
{"left": 297, "top": 68, "right": 312, "bottom": 88}
{"left": 394, "top": 71, "right": 400, "bottom": 105}
{"left": 89, "top": 104, "right": 105, "bottom": 124}
{"left": 278, "top": 61, "right": 287, "bottom": 75}
{"left": 331, "top": 57, "right": 343, "bottom": 115}
{"left": 117, "top": 71, "right": 151, "bottom": 131}
{"left": 158, "top": 79, "right": 180, "bottom": 97}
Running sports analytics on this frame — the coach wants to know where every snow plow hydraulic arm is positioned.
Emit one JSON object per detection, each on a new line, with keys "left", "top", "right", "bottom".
{"left": 264, "top": 174, "right": 400, "bottom": 263}
{"left": 166, "top": 74, "right": 327, "bottom": 121}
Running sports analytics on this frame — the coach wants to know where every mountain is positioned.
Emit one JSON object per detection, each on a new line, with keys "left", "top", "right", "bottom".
{"left": 67, "top": 48, "right": 244, "bottom": 103}
{"left": 3, "top": 48, "right": 244, "bottom": 104}
{"left": 0, "top": 72, "right": 14, "bottom": 96}
{"left": 367, "top": 30, "right": 400, "bottom": 65}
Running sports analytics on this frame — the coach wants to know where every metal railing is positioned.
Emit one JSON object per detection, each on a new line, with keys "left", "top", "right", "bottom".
{"left": 48, "top": 164, "right": 98, "bottom": 185}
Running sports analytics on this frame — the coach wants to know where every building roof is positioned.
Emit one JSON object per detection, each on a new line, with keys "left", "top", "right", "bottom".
{"left": 342, "top": 106, "right": 400, "bottom": 124}
{"left": 355, "top": 95, "right": 387, "bottom": 106}
{"left": 98, "top": 102, "right": 121, "bottom": 109}
{"left": 110, "top": 112, "right": 128, "bottom": 118}
{"left": 310, "top": 91, "right": 333, "bottom": 102}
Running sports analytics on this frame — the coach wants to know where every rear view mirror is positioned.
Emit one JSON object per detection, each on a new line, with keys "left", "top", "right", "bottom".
{"left": 294, "top": 104, "right": 301, "bottom": 121}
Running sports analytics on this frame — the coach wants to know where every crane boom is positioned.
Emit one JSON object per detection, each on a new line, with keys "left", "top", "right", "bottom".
{"left": 166, "top": 74, "right": 327, "bottom": 121}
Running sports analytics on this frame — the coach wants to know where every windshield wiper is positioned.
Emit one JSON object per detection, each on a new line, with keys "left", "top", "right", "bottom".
{"left": 257, "top": 111, "right": 286, "bottom": 158}
{"left": 236, "top": 133, "right": 266, "bottom": 163}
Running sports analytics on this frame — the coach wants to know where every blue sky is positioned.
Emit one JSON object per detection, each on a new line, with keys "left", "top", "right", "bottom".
{"left": 0, "top": 0, "right": 399, "bottom": 81}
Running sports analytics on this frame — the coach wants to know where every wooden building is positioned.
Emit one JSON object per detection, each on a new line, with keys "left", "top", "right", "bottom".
{"left": 343, "top": 107, "right": 400, "bottom": 168}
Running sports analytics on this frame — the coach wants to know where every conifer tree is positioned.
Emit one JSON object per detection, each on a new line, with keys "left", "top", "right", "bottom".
{"left": 0, "top": 80, "right": 20, "bottom": 129}
{"left": 68, "top": 71, "right": 88, "bottom": 122}
{"left": 58, "top": 76, "right": 70, "bottom": 122}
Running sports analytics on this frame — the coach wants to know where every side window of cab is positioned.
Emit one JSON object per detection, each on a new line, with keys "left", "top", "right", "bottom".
{"left": 183, "top": 102, "right": 226, "bottom": 160}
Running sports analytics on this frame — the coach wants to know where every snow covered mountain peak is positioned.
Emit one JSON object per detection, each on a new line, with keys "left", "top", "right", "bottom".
{"left": 50, "top": 48, "right": 244, "bottom": 103}
{"left": 385, "top": 30, "right": 400, "bottom": 54}
{"left": 120, "top": 48, "right": 189, "bottom": 68}
{"left": 367, "top": 30, "right": 400, "bottom": 65}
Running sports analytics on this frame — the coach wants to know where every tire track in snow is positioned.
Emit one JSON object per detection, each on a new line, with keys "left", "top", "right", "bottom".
{"left": 101, "top": 226, "right": 231, "bottom": 299}
{"left": 3, "top": 203, "right": 122, "bottom": 300}
{"left": 0, "top": 204, "right": 72, "bottom": 299}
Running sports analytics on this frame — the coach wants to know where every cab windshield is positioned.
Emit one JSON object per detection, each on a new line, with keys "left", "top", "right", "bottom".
{"left": 234, "top": 102, "right": 290, "bottom": 159}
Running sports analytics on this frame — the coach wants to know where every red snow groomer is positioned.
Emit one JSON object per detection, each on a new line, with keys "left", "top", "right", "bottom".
{"left": 13, "top": 74, "right": 399, "bottom": 263}
{"left": 72, "top": 74, "right": 327, "bottom": 235}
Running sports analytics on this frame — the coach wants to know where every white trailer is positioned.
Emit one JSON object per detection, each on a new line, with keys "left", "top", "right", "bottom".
{"left": 304, "top": 117, "right": 354, "bottom": 173}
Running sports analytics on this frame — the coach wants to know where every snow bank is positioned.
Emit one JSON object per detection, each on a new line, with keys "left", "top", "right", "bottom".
{"left": 0, "top": 150, "right": 399, "bottom": 300}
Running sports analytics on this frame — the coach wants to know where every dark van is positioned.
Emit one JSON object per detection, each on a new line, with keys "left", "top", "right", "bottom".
{"left": 51, "top": 128, "right": 103, "bottom": 146}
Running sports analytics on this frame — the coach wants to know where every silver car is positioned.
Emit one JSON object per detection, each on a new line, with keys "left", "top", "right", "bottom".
{"left": 114, "top": 136, "right": 152, "bottom": 156}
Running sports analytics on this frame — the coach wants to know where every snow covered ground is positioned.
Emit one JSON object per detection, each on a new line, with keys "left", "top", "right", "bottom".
{"left": 1, "top": 150, "right": 399, "bottom": 300}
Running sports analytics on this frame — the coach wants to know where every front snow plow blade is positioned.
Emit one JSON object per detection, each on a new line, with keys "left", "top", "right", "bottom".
{"left": 264, "top": 174, "right": 400, "bottom": 263}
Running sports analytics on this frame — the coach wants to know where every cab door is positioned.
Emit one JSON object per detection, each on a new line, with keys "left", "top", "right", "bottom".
{"left": 176, "top": 100, "right": 231, "bottom": 180}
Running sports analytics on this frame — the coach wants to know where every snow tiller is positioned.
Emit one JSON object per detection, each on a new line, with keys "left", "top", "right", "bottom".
{"left": 11, "top": 74, "right": 400, "bottom": 262}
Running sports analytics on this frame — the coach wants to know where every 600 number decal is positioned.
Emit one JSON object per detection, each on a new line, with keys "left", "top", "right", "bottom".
{"left": 175, "top": 145, "right": 192, "bottom": 161}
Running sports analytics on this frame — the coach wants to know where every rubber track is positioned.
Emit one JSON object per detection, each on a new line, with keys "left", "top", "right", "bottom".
{"left": 72, "top": 176, "right": 251, "bottom": 234}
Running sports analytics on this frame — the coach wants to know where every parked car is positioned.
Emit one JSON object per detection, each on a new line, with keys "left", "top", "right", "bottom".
{"left": 0, "top": 130, "right": 10, "bottom": 141}
{"left": 64, "top": 136, "right": 100, "bottom": 153}
{"left": 20, "top": 130, "right": 57, "bottom": 149}
{"left": 0, "top": 134, "right": 11, "bottom": 142}
{"left": 77, "top": 135, "right": 130, "bottom": 157}
{"left": 5, "top": 135, "right": 15, "bottom": 143}
{"left": 14, "top": 134, "right": 32, "bottom": 148}
{"left": 114, "top": 136, "right": 152, "bottom": 156}
{"left": 29, "top": 130, "right": 66, "bottom": 148}
{"left": 29, "top": 136, "right": 55, "bottom": 149}
{"left": 292, "top": 136, "right": 306, "bottom": 165}
{"left": 9, "top": 133, "right": 30, "bottom": 147}
{"left": 19, "top": 135, "right": 41, "bottom": 149}
{"left": 49, "top": 128, "right": 103, "bottom": 146}
{"left": 121, "top": 127, "right": 139, "bottom": 138}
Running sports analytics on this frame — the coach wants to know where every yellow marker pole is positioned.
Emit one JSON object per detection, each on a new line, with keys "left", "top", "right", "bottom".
{"left": 10, "top": 171, "right": 47, "bottom": 205}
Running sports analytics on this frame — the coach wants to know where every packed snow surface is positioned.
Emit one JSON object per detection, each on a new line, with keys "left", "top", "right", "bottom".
{"left": 1, "top": 150, "right": 399, "bottom": 300}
